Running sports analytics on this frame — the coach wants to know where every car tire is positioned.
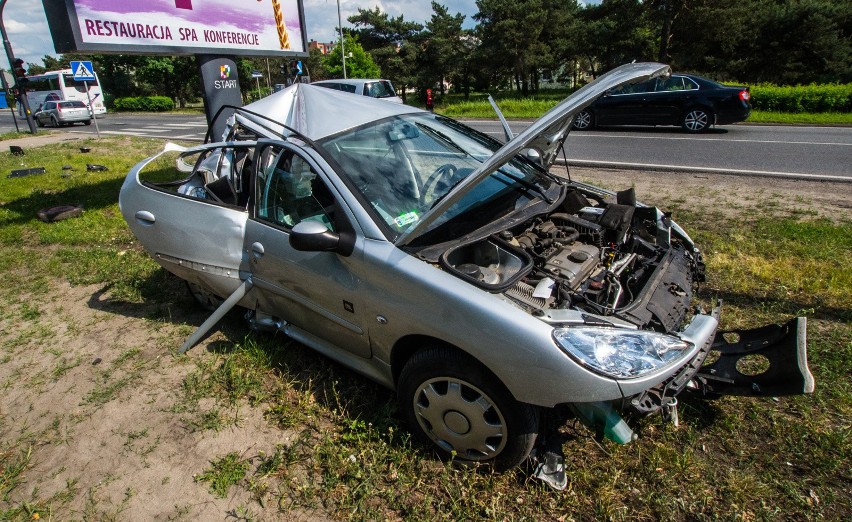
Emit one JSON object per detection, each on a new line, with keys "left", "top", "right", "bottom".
{"left": 398, "top": 345, "right": 539, "bottom": 471}
{"left": 572, "top": 109, "right": 595, "bottom": 130}
{"left": 682, "top": 108, "right": 712, "bottom": 133}
{"left": 50, "top": 116, "right": 61, "bottom": 128}
{"left": 36, "top": 117, "right": 44, "bottom": 128}
{"left": 186, "top": 281, "right": 224, "bottom": 312}
{"left": 84, "top": 119, "right": 92, "bottom": 126}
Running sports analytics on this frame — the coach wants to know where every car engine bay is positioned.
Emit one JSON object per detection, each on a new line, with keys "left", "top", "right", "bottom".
{"left": 438, "top": 185, "right": 706, "bottom": 333}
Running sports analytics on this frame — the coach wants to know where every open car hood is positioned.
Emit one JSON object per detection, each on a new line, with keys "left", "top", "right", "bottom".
{"left": 396, "top": 62, "right": 671, "bottom": 248}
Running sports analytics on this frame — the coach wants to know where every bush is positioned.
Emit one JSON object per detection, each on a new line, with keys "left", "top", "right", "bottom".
{"left": 750, "top": 84, "right": 852, "bottom": 113}
{"left": 112, "top": 96, "right": 174, "bottom": 112}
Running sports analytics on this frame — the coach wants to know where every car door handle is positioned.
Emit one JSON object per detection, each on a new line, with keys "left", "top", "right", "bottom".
{"left": 134, "top": 210, "right": 155, "bottom": 226}
{"left": 250, "top": 242, "right": 265, "bottom": 261}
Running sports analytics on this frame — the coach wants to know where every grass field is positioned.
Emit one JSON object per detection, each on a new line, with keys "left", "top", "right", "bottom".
{"left": 0, "top": 137, "right": 849, "bottom": 520}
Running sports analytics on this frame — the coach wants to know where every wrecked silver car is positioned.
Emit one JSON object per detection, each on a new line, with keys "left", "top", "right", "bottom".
{"left": 119, "top": 63, "right": 813, "bottom": 488}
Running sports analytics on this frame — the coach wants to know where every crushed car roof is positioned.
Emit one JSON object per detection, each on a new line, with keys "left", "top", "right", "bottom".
{"left": 235, "top": 83, "right": 423, "bottom": 141}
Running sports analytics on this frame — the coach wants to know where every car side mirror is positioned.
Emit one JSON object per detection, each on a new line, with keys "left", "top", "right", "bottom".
{"left": 522, "top": 148, "right": 542, "bottom": 166}
{"left": 289, "top": 220, "right": 353, "bottom": 256}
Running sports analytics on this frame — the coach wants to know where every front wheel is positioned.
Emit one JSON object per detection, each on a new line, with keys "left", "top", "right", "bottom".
{"left": 572, "top": 109, "right": 594, "bottom": 130}
{"left": 682, "top": 108, "right": 712, "bottom": 133}
{"left": 186, "top": 281, "right": 223, "bottom": 312}
{"left": 398, "top": 346, "right": 539, "bottom": 471}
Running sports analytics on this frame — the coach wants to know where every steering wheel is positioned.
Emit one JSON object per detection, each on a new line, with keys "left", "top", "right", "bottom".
{"left": 420, "top": 163, "right": 462, "bottom": 207}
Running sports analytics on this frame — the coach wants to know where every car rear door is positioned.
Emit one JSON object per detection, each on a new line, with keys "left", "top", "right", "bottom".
{"left": 642, "top": 76, "right": 696, "bottom": 125}
{"left": 243, "top": 142, "right": 372, "bottom": 358}
{"left": 120, "top": 142, "right": 256, "bottom": 302}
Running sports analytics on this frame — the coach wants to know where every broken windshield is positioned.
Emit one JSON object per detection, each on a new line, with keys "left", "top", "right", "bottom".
{"left": 319, "top": 113, "right": 553, "bottom": 241}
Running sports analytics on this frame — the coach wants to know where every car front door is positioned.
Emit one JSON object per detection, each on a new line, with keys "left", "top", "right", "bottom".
{"left": 244, "top": 142, "right": 372, "bottom": 358}
{"left": 594, "top": 79, "right": 655, "bottom": 126}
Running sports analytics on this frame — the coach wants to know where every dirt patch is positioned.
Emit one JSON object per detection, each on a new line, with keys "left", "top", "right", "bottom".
{"left": 0, "top": 281, "right": 331, "bottom": 521}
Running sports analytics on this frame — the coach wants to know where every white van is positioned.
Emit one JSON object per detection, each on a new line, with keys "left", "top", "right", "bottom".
{"left": 312, "top": 79, "right": 403, "bottom": 103}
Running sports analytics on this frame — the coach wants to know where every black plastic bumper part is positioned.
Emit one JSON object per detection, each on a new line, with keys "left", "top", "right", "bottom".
{"left": 696, "top": 317, "right": 814, "bottom": 397}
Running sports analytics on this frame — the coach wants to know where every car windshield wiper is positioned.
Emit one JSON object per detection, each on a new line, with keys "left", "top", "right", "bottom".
{"left": 415, "top": 123, "right": 469, "bottom": 156}
{"left": 495, "top": 168, "right": 554, "bottom": 204}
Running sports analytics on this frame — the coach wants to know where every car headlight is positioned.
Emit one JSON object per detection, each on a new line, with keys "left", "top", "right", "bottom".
{"left": 553, "top": 327, "right": 693, "bottom": 379}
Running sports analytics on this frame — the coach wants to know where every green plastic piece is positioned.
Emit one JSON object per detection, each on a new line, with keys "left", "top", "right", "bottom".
{"left": 571, "top": 401, "right": 637, "bottom": 444}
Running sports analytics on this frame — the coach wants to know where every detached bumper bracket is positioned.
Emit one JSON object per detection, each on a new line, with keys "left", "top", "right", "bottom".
{"left": 696, "top": 317, "right": 814, "bottom": 397}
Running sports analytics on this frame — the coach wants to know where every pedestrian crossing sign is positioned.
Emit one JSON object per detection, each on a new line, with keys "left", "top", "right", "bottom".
{"left": 70, "top": 61, "right": 96, "bottom": 81}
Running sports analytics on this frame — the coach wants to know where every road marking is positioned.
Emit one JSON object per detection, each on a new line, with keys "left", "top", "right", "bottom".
{"left": 96, "top": 130, "right": 203, "bottom": 141}
{"left": 161, "top": 122, "right": 210, "bottom": 128}
{"left": 567, "top": 133, "right": 852, "bottom": 147}
{"left": 562, "top": 159, "right": 852, "bottom": 182}
{"left": 477, "top": 128, "right": 850, "bottom": 147}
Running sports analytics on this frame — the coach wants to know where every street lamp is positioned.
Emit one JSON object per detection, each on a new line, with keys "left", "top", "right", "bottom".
{"left": 336, "top": 0, "right": 346, "bottom": 79}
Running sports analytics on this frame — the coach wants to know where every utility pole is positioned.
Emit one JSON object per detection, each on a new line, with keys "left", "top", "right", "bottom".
{"left": 336, "top": 0, "right": 346, "bottom": 79}
{"left": 0, "top": 0, "right": 36, "bottom": 133}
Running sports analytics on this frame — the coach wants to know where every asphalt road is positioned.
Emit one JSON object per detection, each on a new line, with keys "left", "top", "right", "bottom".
{"left": 1, "top": 110, "right": 849, "bottom": 181}
{"left": 464, "top": 119, "right": 852, "bottom": 182}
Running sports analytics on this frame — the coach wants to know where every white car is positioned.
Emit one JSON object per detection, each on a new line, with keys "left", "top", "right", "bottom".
{"left": 312, "top": 78, "right": 403, "bottom": 103}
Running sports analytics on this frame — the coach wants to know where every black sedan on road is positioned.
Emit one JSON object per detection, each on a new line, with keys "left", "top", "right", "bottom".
{"left": 572, "top": 74, "right": 751, "bottom": 133}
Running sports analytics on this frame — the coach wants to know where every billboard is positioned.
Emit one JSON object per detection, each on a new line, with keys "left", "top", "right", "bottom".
{"left": 43, "top": 0, "right": 308, "bottom": 56}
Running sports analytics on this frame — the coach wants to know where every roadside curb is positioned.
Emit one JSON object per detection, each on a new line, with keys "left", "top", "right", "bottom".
{"left": 1, "top": 131, "right": 85, "bottom": 150}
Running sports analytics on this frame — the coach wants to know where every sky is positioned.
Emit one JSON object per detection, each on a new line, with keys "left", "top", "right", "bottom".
{"left": 3, "top": 0, "right": 596, "bottom": 67}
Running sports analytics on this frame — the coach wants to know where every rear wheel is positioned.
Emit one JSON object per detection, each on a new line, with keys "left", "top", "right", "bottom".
{"left": 50, "top": 116, "right": 60, "bottom": 128}
{"left": 398, "top": 346, "right": 539, "bottom": 471}
{"left": 84, "top": 119, "right": 92, "bottom": 126}
{"left": 572, "top": 109, "right": 594, "bottom": 130}
{"left": 682, "top": 108, "right": 712, "bottom": 133}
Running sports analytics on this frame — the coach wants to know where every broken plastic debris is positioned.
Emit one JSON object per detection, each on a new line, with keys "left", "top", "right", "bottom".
{"left": 37, "top": 205, "right": 83, "bottom": 222}
{"left": 86, "top": 164, "right": 108, "bottom": 171}
{"left": 8, "top": 167, "right": 45, "bottom": 178}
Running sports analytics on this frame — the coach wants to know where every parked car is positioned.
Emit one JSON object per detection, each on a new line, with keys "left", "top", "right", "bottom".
{"left": 34, "top": 100, "right": 92, "bottom": 127}
{"left": 312, "top": 78, "right": 403, "bottom": 103}
{"left": 571, "top": 73, "right": 751, "bottom": 133}
{"left": 119, "top": 63, "right": 811, "bottom": 488}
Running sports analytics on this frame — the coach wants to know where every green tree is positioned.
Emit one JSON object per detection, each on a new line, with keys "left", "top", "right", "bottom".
{"left": 322, "top": 34, "right": 382, "bottom": 79}
{"left": 575, "top": 0, "right": 656, "bottom": 77}
{"left": 644, "top": 0, "right": 690, "bottom": 63}
{"left": 420, "top": 2, "right": 467, "bottom": 96}
{"left": 473, "top": 0, "right": 552, "bottom": 95}
{"left": 671, "top": 0, "right": 851, "bottom": 84}
{"left": 348, "top": 7, "right": 423, "bottom": 101}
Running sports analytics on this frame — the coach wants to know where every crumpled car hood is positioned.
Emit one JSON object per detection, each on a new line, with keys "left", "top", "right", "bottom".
{"left": 396, "top": 62, "right": 671, "bottom": 247}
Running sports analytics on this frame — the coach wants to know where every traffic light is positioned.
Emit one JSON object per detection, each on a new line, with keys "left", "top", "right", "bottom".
{"left": 13, "top": 59, "right": 28, "bottom": 86}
